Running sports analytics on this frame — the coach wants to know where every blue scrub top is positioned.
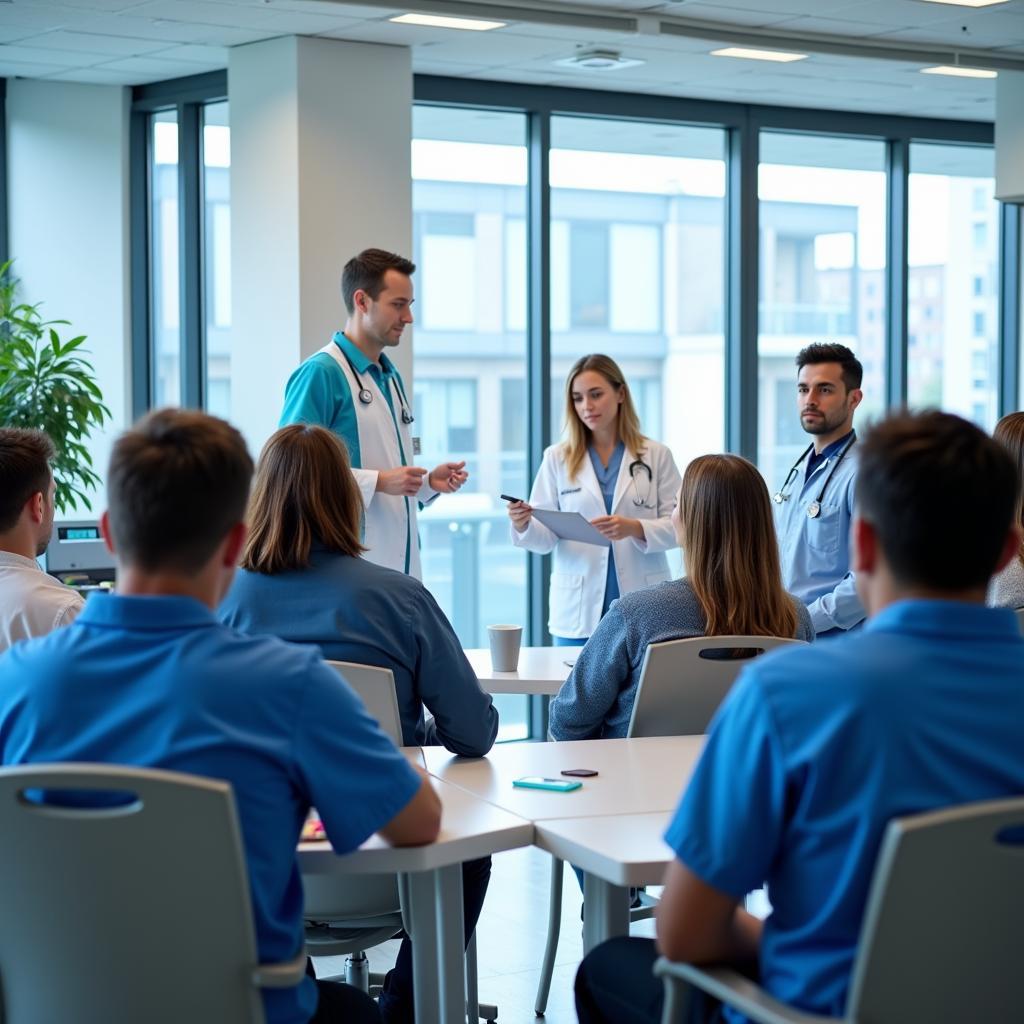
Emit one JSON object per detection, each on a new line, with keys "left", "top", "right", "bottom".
{"left": 588, "top": 441, "right": 624, "bottom": 616}
{"left": 664, "top": 600, "right": 1024, "bottom": 1021}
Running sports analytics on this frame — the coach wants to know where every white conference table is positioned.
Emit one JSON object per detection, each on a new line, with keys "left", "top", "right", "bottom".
{"left": 464, "top": 646, "right": 573, "bottom": 696}
{"left": 422, "top": 736, "right": 705, "bottom": 951}
{"left": 300, "top": 772, "right": 532, "bottom": 1024}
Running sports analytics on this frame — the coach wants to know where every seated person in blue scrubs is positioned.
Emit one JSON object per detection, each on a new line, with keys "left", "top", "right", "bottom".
{"left": 218, "top": 422, "right": 497, "bottom": 1023}
{"left": 575, "top": 410, "right": 1024, "bottom": 1024}
{"left": 0, "top": 409, "right": 442, "bottom": 1024}
{"left": 549, "top": 454, "right": 812, "bottom": 741}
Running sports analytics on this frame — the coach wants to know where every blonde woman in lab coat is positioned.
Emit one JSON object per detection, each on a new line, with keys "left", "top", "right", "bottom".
{"left": 508, "top": 354, "right": 682, "bottom": 644}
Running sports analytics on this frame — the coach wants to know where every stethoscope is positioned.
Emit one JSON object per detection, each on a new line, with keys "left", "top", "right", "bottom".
{"left": 629, "top": 457, "right": 653, "bottom": 507}
{"left": 339, "top": 347, "right": 415, "bottom": 425}
{"left": 772, "top": 432, "right": 856, "bottom": 518}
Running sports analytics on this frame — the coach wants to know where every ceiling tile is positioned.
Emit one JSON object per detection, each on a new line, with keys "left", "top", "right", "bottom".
{"left": 0, "top": 58, "right": 68, "bottom": 76}
{"left": 15, "top": 28, "right": 171, "bottom": 55}
{"left": 44, "top": 67, "right": 138, "bottom": 84}
{"left": 95, "top": 53, "right": 220, "bottom": 73}
{"left": 0, "top": 42, "right": 111, "bottom": 66}
{"left": 155, "top": 42, "right": 231, "bottom": 63}
{"left": 128, "top": 0, "right": 277, "bottom": 29}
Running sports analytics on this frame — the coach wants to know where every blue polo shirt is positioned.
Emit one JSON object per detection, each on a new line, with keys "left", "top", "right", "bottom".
{"left": 665, "top": 600, "right": 1024, "bottom": 1021}
{"left": 0, "top": 594, "right": 422, "bottom": 1024}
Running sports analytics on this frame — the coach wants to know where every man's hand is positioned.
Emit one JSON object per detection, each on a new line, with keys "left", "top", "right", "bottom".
{"left": 590, "top": 515, "right": 644, "bottom": 541}
{"left": 377, "top": 466, "right": 428, "bottom": 496}
{"left": 428, "top": 461, "right": 469, "bottom": 494}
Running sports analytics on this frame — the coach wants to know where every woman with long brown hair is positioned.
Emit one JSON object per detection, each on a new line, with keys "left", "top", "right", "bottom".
{"left": 549, "top": 453, "right": 813, "bottom": 740}
{"left": 508, "top": 354, "right": 682, "bottom": 644}
{"left": 990, "top": 411, "right": 1024, "bottom": 608}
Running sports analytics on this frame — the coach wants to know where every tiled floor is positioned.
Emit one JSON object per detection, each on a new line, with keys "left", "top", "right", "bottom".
{"left": 311, "top": 844, "right": 658, "bottom": 1023}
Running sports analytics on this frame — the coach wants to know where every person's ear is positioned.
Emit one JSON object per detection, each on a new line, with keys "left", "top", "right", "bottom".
{"left": 848, "top": 387, "right": 863, "bottom": 412}
{"left": 354, "top": 288, "right": 370, "bottom": 315}
{"left": 99, "top": 511, "right": 117, "bottom": 555}
{"left": 26, "top": 490, "right": 45, "bottom": 525}
{"left": 222, "top": 521, "right": 248, "bottom": 568}
{"left": 851, "top": 513, "right": 877, "bottom": 575}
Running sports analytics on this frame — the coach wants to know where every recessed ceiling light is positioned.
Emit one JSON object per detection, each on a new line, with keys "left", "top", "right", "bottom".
{"left": 555, "top": 48, "right": 645, "bottom": 71}
{"left": 921, "top": 65, "right": 998, "bottom": 78}
{"left": 710, "top": 47, "right": 807, "bottom": 63}
{"left": 389, "top": 13, "right": 505, "bottom": 30}
{"left": 917, "top": 0, "right": 1009, "bottom": 7}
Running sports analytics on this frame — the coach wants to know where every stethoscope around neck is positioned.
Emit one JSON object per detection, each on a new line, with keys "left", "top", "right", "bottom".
{"left": 339, "top": 347, "right": 415, "bottom": 425}
{"left": 772, "top": 432, "right": 856, "bottom": 518}
{"left": 628, "top": 456, "right": 653, "bottom": 507}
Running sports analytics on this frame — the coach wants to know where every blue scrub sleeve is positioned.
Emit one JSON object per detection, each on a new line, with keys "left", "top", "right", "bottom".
{"left": 292, "top": 659, "right": 423, "bottom": 853}
{"left": 280, "top": 358, "right": 338, "bottom": 429}
{"left": 664, "top": 671, "right": 788, "bottom": 899}
{"left": 413, "top": 587, "right": 499, "bottom": 757}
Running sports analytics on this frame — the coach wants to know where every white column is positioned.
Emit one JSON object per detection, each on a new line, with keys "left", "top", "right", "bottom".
{"left": 228, "top": 35, "right": 413, "bottom": 452}
{"left": 6, "top": 80, "right": 131, "bottom": 514}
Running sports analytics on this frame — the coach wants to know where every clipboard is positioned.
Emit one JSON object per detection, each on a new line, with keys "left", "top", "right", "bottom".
{"left": 532, "top": 508, "right": 611, "bottom": 547}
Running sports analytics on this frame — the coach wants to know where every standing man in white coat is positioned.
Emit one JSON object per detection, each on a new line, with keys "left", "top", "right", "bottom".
{"left": 280, "top": 249, "right": 467, "bottom": 578}
{"left": 509, "top": 354, "right": 682, "bottom": 644}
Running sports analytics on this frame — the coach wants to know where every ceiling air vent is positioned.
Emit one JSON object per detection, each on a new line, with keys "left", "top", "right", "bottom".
{"left": 555, "top": 48, "right": 645, "bottom": 71}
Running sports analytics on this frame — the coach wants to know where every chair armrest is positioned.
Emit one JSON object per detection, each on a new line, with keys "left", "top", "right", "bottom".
{"left": 654, "top": 959, "right": 838, "bottom": 1024}
{"left": 253, "top": 950, "right": 308, "bottom": 989}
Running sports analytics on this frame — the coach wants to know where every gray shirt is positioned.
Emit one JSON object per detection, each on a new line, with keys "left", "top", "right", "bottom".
{"left": 219, "top": 547, "right": 498, "bottom": 756}
{"left": 548, "top": 576, "right": 814, "bottom": 741}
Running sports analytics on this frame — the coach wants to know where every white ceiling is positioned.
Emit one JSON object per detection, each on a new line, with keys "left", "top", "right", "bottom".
{"left": 1, "top": 0, "right": 1023, "bottom": 120}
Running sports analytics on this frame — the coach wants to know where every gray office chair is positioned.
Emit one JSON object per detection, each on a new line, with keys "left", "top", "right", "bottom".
{"left": 535, "top": 635, "right": 804, "bottom": 1015}
{"left": 0, "top": 763, "right": 306, "bottom": 1024}
{"left": 656, "top": 796, "right": 1024, "bottom": 1023}
{"left": 316, "top": 660, "right": 496, "bottom": 1023}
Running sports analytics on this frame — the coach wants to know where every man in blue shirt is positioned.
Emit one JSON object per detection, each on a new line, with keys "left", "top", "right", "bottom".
{"left": 280, "top": 249, "right": 467, "bottom": 578}
{"left": 575, "top": 409, "right": 1024, "bottom": 1023}
{"left": 773, "top": 343, "right": 865, "bottom": 634}
{"left": 0, "top": 409, "right": 442, "bottom": 1024}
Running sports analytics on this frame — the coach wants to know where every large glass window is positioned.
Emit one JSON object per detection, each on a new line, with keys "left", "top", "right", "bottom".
{"left": 151, "top": 109, "right": 180, "bottom": 407}
{"left": 758, "top": 133, "right": 887, "bottom": 486}
{"left": 412, "top": 106, "right": 529, "bottom": 741}
{"left": 908, "top": 144, "right": 999, "bottom": 428}
{"left": 203, "top": 101, "right": 231, "bottom": 418}
{"left": 549, "top": 117, "right": 728, "bottom": 480}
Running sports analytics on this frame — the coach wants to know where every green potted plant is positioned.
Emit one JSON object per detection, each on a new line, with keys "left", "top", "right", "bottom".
{"left": 0, "top": 260, "right": 111, "bottom": 512}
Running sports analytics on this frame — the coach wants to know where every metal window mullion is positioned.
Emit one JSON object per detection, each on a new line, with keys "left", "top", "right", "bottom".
{"left": 0, "top": 79, "right": 8, "bottom": 267}
{"left": 725, "top": 116, "right": 759, "bottom": 462}
{"left": 998, "top": 203, "right": 1021, "bottom": 417}
{"left": 526, "top": 109, "right": 551, "bottom": 739}
{"left": 129, "top": 108, "right": 152, "bottom": 419}
{"left": 885, "top": 138, "right": 909, "bottom": 410}
{"left": 178, "top": 101, "right": 203, "bottom": 409}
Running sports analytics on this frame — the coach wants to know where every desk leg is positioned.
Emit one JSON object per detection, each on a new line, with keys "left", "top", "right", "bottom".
{"left": 582, "top": 873, "right": 630, "bottom": 954}
{"left": 405, "top": 865, "right": 466, "bottom": 1024}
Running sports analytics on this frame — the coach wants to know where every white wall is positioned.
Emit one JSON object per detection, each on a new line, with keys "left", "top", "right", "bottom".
{"left": 6, "top": 79, "right": 131, "bottom": 516}
{"left": 229, "top": 35, "right": 413, "bottom": 454}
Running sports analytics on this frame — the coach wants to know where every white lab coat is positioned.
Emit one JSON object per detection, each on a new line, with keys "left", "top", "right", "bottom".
{"left": 511, "top": 439, "right": 682, "bottom": 639}
{"left": 318, "top": 341, "right": 436, "bottom": 579}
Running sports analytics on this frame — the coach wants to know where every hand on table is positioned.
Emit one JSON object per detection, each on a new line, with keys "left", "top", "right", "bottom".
{"left": 590, "top": 515, "right": 644, "bottom": 541}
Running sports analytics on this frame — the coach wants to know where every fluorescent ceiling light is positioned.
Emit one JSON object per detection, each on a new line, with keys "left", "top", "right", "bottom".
{"left": 917, "top": 0, "right": 1009, "bottom": 7}
{"left": 710, "top": 47, "right": 807, "bottom": 63}
{"left": 389, "top": 12, "right": 505, "bottom": 30}
{"left": 921, "top": 65, "right": 998, "bottom": 78}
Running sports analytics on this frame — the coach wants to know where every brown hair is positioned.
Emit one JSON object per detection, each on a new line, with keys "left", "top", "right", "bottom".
{"left": 678, "top": 454, "right": 798, "bottom": 638}
{"left": 994, "top": 411, "right": 1024, "bottom": 567}
{"left": 341, "top": 248, "right": 416, "bottom": 315}
{"left": 562, "top": 354, "right": 646, "bottom": 482}
{"left": 0, "top": 428, "right": 55, "bottom": 532}
{"left": 242, "top": 424, "right": 366, "bottom": 575}
{"left": 796, "top": 342, "right": 863, "bottom": 391}
{"left": 107, "top": 409, "right": 253, "bottom": 573}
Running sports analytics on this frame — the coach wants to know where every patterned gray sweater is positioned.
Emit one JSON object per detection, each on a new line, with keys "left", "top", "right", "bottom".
{"left": 548, "top": 577, "right": 814, "bottom": 740}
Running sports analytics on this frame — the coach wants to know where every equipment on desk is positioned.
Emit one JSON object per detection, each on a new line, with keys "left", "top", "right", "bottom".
{"left": 44, "top": 520, "right": 115, "bottom": 589}
{"left": 513, "top": 776, "right": 582, "bottom": 792}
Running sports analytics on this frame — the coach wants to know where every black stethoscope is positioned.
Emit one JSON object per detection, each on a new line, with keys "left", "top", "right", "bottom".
{"left": 772, "top": 432, "right": 856, "bottom": 519}
{"left": 339, "top": 347, "right": 415, "bottom": 425}
{"left": 628, "top": 457, "right": 653, "bottom": 507}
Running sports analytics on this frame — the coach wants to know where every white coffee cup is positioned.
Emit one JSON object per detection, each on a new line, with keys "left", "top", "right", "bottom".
{"left": 487, "top": 624, "right": 523, "bottom": 672}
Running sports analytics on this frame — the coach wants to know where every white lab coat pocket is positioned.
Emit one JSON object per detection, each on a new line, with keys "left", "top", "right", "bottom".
{"left": 550, "top": 572, "right": 585, "bottom": 636}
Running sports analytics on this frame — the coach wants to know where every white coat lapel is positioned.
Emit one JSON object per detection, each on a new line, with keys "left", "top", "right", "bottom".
{"left": 576, "top": 452, "right": 605, "bottom": 512}
{"left": 611, "top": 446, "right": 637, "bottom": 513}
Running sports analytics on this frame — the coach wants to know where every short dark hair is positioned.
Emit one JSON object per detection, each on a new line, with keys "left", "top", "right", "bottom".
{"left": 340, "top": 248, "right": 415, "bottom": 315}
{"left": 0, "top": 429, "right": 55, "bottom": 532}
{"left": 107, "top": 409, "right": 253, "bottom": 574}
{"left": 796, "top": 343, "right": 863, "bottom": 391}
{"left": 856, "top": 410, "right": 1017, "bottom": 590}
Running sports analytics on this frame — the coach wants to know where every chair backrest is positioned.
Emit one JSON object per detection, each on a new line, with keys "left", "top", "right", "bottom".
{"left": 326, "top": 660, "right": 403, "bottom": 745}
{"left": 847, "top": 797, "right": 1024, "bottom": 1022}
{"left": 626, "top": 635, "right": 804, "bottom": 738}
{"left": 0, "top": 763, "right": 265, "bottom": 1024}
